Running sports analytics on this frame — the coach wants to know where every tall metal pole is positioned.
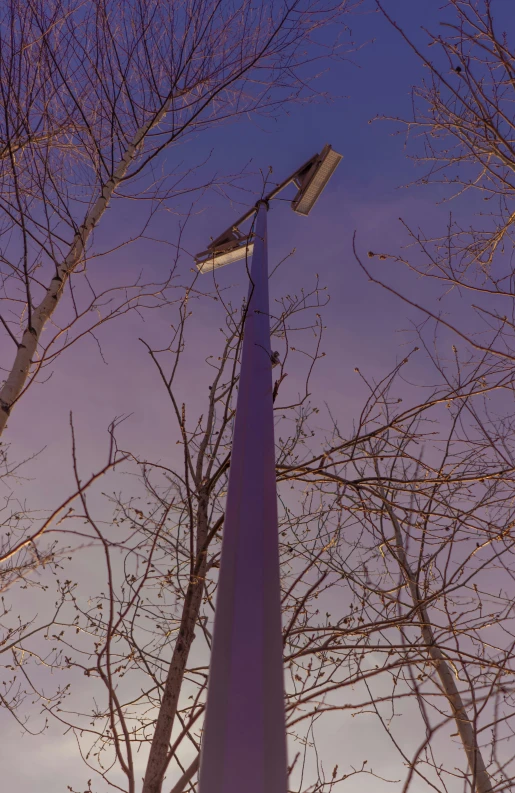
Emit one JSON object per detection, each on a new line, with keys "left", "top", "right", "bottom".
{"left": 198, "top": 201, "right": 288, "bottom": 793}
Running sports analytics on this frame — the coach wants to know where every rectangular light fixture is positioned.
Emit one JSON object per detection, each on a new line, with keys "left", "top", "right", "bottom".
{"left": 196, "top": 241, "right": 254, "bottom": 273}
{"left": 292, "top": 144, "right": 342, "bottom": 216}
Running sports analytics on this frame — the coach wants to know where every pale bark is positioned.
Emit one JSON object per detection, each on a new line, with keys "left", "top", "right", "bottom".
{"left": 382, "top": 495, "right": 493, "bottom": 793}
{"left": 0, "top": 102, "right": 170, "bottom": 435}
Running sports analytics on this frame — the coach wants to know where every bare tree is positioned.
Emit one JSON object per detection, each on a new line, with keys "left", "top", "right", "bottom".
{"left": 345, "top": 19, "right": 515, "bottom": 782}
{"left": 6, "top": 253, "right": 513, "bottom": 793}
{"left": 298, "top": 346, "right": 515, "bottom": 791}
{"left": 364, "top": 0, "right": 515, "bottom": 371}
{"left": 1, "top": 271, "right": 425, "bottom": 793}
{"left": 0, "top": 0, "right": 354, "bottom": 436}
{"left": 0, "top": 413, "right": 129, "bottom": 734}
{"left": 7, "top": 6, "right": 515, "bottom": 789}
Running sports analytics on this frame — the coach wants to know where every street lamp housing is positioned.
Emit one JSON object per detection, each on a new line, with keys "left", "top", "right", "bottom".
{"left": 194, "top": 143, "right": 342, "bottom": 273}
{"left": 195, "top": 228, "right": 254, "bottom": 273}
{"left": 291, "top": 144, "right": 342, "bottom": 216}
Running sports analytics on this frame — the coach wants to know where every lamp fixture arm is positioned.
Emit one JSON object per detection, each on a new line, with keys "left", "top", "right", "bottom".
{"left": 207, "top": 153, "right": 320, "bottom": 252}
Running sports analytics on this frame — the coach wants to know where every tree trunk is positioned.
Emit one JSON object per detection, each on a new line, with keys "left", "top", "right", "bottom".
{"left": 0, "top": 104, "right": 169, "bottom": 436}
{"left": 382, "top": 495, "right": 493, "bottom": 793}
{"left": 142, "top": 498, "right": 209, "bottom": 793}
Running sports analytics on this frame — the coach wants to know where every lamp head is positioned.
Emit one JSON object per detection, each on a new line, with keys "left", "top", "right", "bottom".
{"left": 194, "top": 144, "right": 342, "bottom": 273}
{"left": 195, "top": 229, "right": 254, "bottom": 273}
{"left": 291, "top": 144, "right": 342, "bottom": 216}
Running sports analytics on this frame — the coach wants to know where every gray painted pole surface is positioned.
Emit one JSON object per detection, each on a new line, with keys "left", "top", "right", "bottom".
{"left": 198, "top": 201, "right": 288, "bottom": 793}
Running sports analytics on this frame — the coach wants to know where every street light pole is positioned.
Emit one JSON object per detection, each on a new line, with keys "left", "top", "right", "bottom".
{"left": 195, "top": 145, "right": 342, "bottom": 793}
{"left": 198, "top": 200, "right": 288, "bottom": 793}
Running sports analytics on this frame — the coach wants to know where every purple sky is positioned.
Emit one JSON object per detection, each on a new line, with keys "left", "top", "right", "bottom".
{"left": 1, "top": 2, "right": 499, "bottom": 791}
{"left": 5, "top": 1, "right": 453, "bottom": 473}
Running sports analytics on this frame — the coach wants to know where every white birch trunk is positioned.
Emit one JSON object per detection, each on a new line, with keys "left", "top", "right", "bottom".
{"left": 382, "top": 496, "right": 493, "bottom": 793}
{"left": 0, "top": 105, "right": 169, "bottom": 435}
